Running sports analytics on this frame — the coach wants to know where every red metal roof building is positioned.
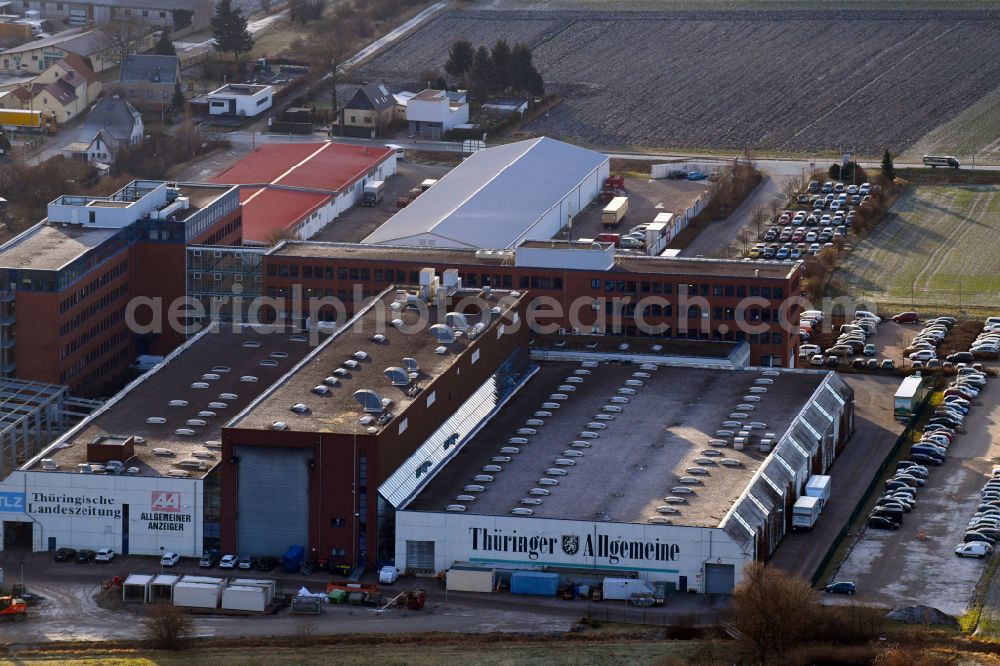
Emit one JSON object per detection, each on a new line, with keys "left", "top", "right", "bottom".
{"left": 211, "top": 142, "right": 396, "bottom": 245}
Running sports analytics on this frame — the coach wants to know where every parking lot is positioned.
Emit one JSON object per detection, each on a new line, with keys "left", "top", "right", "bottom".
{"left": 826, "top": 378, "right": 1000, "bottom": 615}
{"left": 747, "top": 179, "right": 872, "bottom": 262}
{"left": 308, "top": 161, "right": 452, "bottom": 244}
{"left": 553, "top": 174, "right": 708, "bottom": 247}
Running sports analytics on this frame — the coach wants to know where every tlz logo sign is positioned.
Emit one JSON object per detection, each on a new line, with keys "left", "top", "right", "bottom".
{"left": 0, "top": 491, "right": 25, "bottom": 512}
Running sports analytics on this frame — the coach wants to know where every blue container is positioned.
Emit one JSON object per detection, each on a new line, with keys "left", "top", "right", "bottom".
{"left": 510, "top": 571, "right": 560, "bottom": 596}
{"left": 283, "top": 545, "right": 305, "bottom": 572}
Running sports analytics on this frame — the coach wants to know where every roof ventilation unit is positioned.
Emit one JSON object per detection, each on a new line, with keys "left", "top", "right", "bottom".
{"left": 467, "top": 322, "right": 486, "bottom": 339}
{"left": 271, "top": 351, "right": 288, "bottom": 359}
{"left": 663, "top": 496, "right": 687, "bottom": 504}
{"left": 446, "top": 505, "right": 467, "bottom": 512}
{"left": 392, "top": 318, "right": 404, "bottom": 328}
{"left": 499, "top": 447, "right": 520, "bottom": 455}
{"left": 204, "top": 440, "right": 222, "bottom": 449}
{"left": 353, "top": 389, "right": 385, "bottom": 413}
{"left": 570, "top": 440, "right": 591, "bottom": 448}
{"left": 694, "top": 457, "right": 717, "bottom": 465}
{"left": 343, "top": 359, "right": 359, "bottom": 369}
{"left": 682, "top": 471, "right": 707, "bottom": 480}
{"left": 202, "top": 373, "right": 220, "bottom": 381}
{"left": 371, "top": 334, "right": 387, "bottom": 343}
{"left": 651, "top": 344, "right": 663, "bottom": 352}
{"left": 581, "top": 361, "right": 598, "bottom": 368}
{"left": 701, "top": 449, "right": 723, "bottom": 457}
{"left": 456, "top": 495, "right": 477, "bottom": 502}
{"left": 562, "top": 450, "right": 583, "bottom": 458}
{"left": 554, "top": 459, "right": 576, "bottom": 466}
{"left": 271, "top": 421, "right": 288, "bottom": 430}
{"left": 323, "top": 376, "right": 340, "bottom": 387}
{"left": 586, "top": 422, "right": 607, "bottom": 430}
{"left": 602, "top": 405, "right": 623, "bottom": 413}
{"left": 534, "top": 410, "right": 552, "bottom": 417}
{"left": 474, "top": 474, "right": 494, "bottom": 482}
{"left": 762, "top": 370, "right": 780, "bottom": 377}
{"left": 434, "top": 346, "right": 448, "bottom": 354}
{"left": 529, "top": 488, "right": 550, "bottom": 496}
{"left": 525, "top": 419, "right": 544, "bottom": 427}
{"left": 290, "top": 403, "right": 309, "bottom": 414}
{"left": 549, "top": 394, "right": 568, "bottom": 401}
{"left": 671, "top": 487, "right": 694, "bottom": 494}
{"left": 511, "top": 508, "right": 534, "bottom": 516}
{"left": 657, "top": 505, "right": 680, "bottom": 514}
{"left": 464, "top": 484, "right": 485, "bottom": 493}
{"left": 240, "top": 375, "right": 258, "bottom": 383}
{"left": 648, "top": 516, "right": 672, "bottom": 524}
{"left": 174, "top": 428, "right": 195, "bottom": 436}
{"left": 541, "top": 402, "right": 560, "bottom": 410}
{"left": 290, "top": 335, "right": 308, "bottom": 342}
{"left": 402, "top": 357, "right": 419, "bottom": 373}
{"left": 354, "top": 351, "right": 369, "bottom": 360}
{"left": 219, "top": 393, "right": 238, "bottom": 400}
{"left": 242, "top": 340, "right": 261, "bottom": 348}
{"left": 146, "top": 417, "right": 166, "bottom": 424}
{"left": 507, "top": 437, "right": 528, "bottom": 445}
{"left": 491, "top": 456, "right": 511, "bottom": 463}
{"left": 208, "top": 401, "right": 227, "bottom": 409}
{"left": 617, "top": 388, "right": 636, "bottom": 395}
{"left": 545, "top": 468, "right": 568, "bottom": 476}
{"left": 565, "top": 377, "right": 583, "bottom": 384}
{"left": 720, "top": 458, "right": 743, "bottom": 467}
{"left": 516, "top": 428, "right": 536, "bottom": 436}
{"left": 737, "top": 404, "right": 755, "bottom": 411}
{"left": 538, "top": 478, "right": 559, "bottom": 486}
{"left": 750, "top": 387, "right": 767, "bottom": 394}
{"left": 556, "top": 385, "right": 576, "bottom": 392}
{"left": 212, "top": 366, "right": 231, "bottom": 373}
{"left": 742, "top": 395, "right": 762, "bottom": 402}
{"left": 152, "top": 448, "right": 174, "bottom": 456}
{"left": 167, "top": 470, "right": 191, "bottom": 478}
{"left": 178, "top": 459, "right": 207, "bottom": 470}
{"left": 311, "top": 385, "right": 330, "bottom": 396}
{"left": 640, "top": 363, "right": 657, "bottom": 371}
{"left": 185, "top": 419, "right": 207, "bottom": 427}
{"left": 632, "top": 372, "right": 650, "bottom": 378}
{"left": 625, "top": 379, "right": 643, "bottom": 387}
{"left": 197, "top": 411, "right": 216, "bottom": 418}
{"left": 126, "top": 467, "right": 140, "bottom": 474}
{"left": 755, "top": 378, "right": 774, "bottom": 385}
{"left": 192, "top": 450, "right": 214, "bottom": 459}
{"left": 574, "top": 369, "right": 591, "bottom": 375}
{"left": 168, "top": 400, "right": 188, "bottom": 407}
{"left": 430, "top": 324, "right": 455, "bottom": 343}
{"left": 259, "top": 359, "right": 279, "bottom": 367}
{"left": 384, "top": 367, "right": 410, "bottom": 386}
{"left": 521, "top": 498, "right": 542, "bottom": 506}
{"left": 609, "top": 396, "right": 629, "bottom": 404}
{"left": 482, "top": 464, "right": 502, "bottom": 473}
{"left": 445, "top": 312, "right": 469, "bottom": 331}
{"left": 40, "top": 459, "right": 58, "bottom": 470}
{"left": 333, "top": 368, "right": 349, "bottom": 377}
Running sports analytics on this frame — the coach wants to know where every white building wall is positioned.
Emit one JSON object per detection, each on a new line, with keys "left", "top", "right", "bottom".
{"left": 395, "top": 511, "right": 749, "bottom": 592}
{"left": 0, "top": 470, "right": 204, "bottom": 556}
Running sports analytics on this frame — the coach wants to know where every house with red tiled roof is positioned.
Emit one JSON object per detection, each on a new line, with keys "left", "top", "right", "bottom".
{"left": 0, "top": 54, "right": 101, "bottom": 122}
{"left": 210, "top": 142, "right": 397, "bottom": 246}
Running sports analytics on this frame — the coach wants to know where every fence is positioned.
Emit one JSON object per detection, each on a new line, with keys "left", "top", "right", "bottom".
{"left": 809, "top": 390, "right": 934, "bottom": 586}
{"left": 579, "top": 600, "right": 724, "bottom": 627}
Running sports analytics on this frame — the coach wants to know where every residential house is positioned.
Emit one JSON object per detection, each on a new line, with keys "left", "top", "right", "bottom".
{"left": 0, "top": 29, "right": 114, "bottom": 75}
{"left": 8, "top": 0, "right": 212, "bottom": 34}
{"left": 339, "top": 82, "right": 395, "bottom": 138}
{"left": 62, "top": 97, "right": 144, "bottom": 163}
{"left": 206, "top": 83, "right": 272, "bottom": 117}
{"left": 111, "top": 54, "right": 181, "bottom": 111}
{"left": 0, "top": 55, "right": 101, "bottom": 122}
{"left": 405, "top": 89, "right": 469, "bottom": 140}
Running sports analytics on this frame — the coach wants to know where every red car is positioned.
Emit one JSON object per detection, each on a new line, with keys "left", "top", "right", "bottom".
{"left": 892, "top": 311, "right": 920, "bottom": 323}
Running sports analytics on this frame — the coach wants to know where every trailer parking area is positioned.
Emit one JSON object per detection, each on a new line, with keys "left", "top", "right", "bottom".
{"left": 826, "top": 385, "right": 1000, "bottom": 615}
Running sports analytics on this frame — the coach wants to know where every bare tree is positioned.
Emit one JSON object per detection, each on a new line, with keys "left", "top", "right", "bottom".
{"left": 140, "top": 603, "right": 193, "bottom": 649}
{"left": 750, "top": 206, "right": 768, "bottom": 239}
{"left": 307, "top": 36, "right": 351, "bottom": 132}
{"left": 103, "top": 18, "right": 149, "bottom": 65}
{"left": 730, "top": 562, "right": 819, "bottom": 665}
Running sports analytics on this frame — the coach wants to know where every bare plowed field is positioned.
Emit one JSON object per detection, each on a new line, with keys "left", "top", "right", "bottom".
{"left": 836, "top": 185, "right": 1000, "bottom": 312}
{"left": 357, "top": 8, "right": 1000, "bottom": 153}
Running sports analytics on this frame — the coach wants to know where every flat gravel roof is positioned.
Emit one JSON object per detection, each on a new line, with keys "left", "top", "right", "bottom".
{"left": 408, "top": 362, "right": 825, "bottom": 526}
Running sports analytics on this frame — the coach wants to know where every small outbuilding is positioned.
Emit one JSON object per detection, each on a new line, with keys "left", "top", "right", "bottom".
{"left": 447, "top": 564, "right": 497, "bottom": 593}
{"left": 150, "top": 574, "right": 180, "bottom": 602}
{"left": 122, "top": 573, "right": 154, "bottom": 603}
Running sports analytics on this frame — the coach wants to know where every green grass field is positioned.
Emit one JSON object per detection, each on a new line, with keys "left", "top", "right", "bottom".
{"left": 836, "top": 185, "right": 1000, "bottom": 312}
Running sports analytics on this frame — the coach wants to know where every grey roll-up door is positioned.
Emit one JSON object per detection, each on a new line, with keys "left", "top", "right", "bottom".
{"left": 236, "top": 445, "right": 311, "bottom": 556}
{"left": 704, "top": 563, "right": 735, "bottom": 594}
{"left": 406, "top": 540, "right": 434, "bottom": 570}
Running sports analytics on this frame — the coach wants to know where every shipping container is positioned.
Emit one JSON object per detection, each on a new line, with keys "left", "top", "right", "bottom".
{"left": 805, "top": 475, "right": 831, "bottom": 509}
{"left": 150, "top": 574, "right": 180, "bottom": 603}
{"left": 792, "top": 495, "right": 822, "bottom": 529}
{"left": 283, "top": 545, "right": 305, "bottom": 572}
{"left": 173, "top": 581, "right": 222, "bottom": 609}
{"left": 602, "top": 197, "right": 629, "bottom": 227}
{"left": 123, "top": 574, "right": 153, "bottom": 603}
{"left": 510, "top": 571, "right": 560, "bottom": 596}
{"left": 602, "top": 578, "right": 651, "bottom": 601}
{"left": 894, "top": 376, "right": 927, "bottom": 421}
{"left": 230, "top": 578, "right": 276, "bottom": 604}
{"left": 221, "top": 585, "right": 268, "bottom": 612}
{"left": 447, "top": 565, "right": 497, "bottom": 593}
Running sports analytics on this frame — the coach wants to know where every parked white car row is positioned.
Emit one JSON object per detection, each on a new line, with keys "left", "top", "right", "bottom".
{"left": 903, "top": 317, "right": 957, "bottom": 367}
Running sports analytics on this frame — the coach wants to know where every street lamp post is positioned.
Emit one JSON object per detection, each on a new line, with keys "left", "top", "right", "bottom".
{"left": 20, "top": 560, "right": 24, "bottom": 591}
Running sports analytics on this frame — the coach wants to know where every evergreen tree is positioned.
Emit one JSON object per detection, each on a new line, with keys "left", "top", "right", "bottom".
{"left": 469, "top": 45, "right": 491, "bottom": 99}
{"left": 172, "top": 83, "right": 185, "bottom": 111}
{"left": 444, "top": 39, "right": 474, "bottom": 83}
{"left": 489, "top": 39, "right": 511, "bottom": 92}
{"left": 153, "top": 29, "right": 176, "bottom": 56}
{"left": 211, "top": 0, "right": 254, "bottom": 64}
{"left": 509, "top": 42, "right": 543, "bottom": 97}
{"left": 881, "top": 149, "right": 895, "bottom": 182}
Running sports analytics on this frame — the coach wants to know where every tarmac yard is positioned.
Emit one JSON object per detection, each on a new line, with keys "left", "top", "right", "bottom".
{"left": 828, "top": 382, "right": 1000, "bottom": 615}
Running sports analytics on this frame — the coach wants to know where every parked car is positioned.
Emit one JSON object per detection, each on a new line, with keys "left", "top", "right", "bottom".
{"left": 824, "top": 581, "right": 856, "bottom": 594}
{"left": 160, "top": 552, "right": 181, "bottom": 567}
{"left": 75, "top": 549, "right": 97, "bottom": 563}
{"left": 866, "top": 358, "right": 879, "bottom": 370}
{"left": 956, "top": 542, "right": 993, "bottom": 558}
{"left": 237, "top": 555, "right": 258, "bottom": 570}
{"left": 863, "top": 343, "right": 876, "bottom": 356}
{"left": 687, "top": 171, "right": 707, "bottom": 181}
{"left": 199, "top": 551, "right": 220, "bottom": 568}
{"left": 868, "top": 515, "right": 900, "bottom": 530}
{"left": 95, "top": 548, "right": 115, "bottom": 562}
{"left": 880, "top": 359, "right": 895, "bottom": 371}
{"left": 219, "top": 554, "right": 238, "bottom": 569}
{"left": 53, "top": 547, "right": 77, "bottom": 562}
{"left": 256, "top": 556, "right": 279, "bottom": 572}
{"left": 379, "top": 565, "right": 400, "bottom": 585}
{"left": 892, "top": 311, "right": 920, "bottom": 323}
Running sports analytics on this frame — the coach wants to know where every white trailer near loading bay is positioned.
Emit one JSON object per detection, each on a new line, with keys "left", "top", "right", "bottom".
{"left": 805, "top": 475, "right": 831, "bottom": 509}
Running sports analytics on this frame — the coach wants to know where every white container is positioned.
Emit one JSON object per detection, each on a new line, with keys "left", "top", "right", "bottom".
{"left": 221, "top": 585, "right": 267, "bottom": 612}
{"left": 602, "top": 577, "right": 652, "bottom": 600}
{"left": 173, "top": 581, "right": 222, "bottom": 609}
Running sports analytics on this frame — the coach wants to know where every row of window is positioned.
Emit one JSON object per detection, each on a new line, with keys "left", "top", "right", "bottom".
{"left": 58, "top": 260, "right": 128, "bottom": 315}
{"left": 59, "top": 283, "right": 128, "bottom": 336}
{"left": 60, "top": 307, "right": 126, "bottom": 360}
{"left": 67, "top": 347, "right": 130, "bottom": 392}
{"left": 197, "top": 216, "right": 242, "bottom": 247}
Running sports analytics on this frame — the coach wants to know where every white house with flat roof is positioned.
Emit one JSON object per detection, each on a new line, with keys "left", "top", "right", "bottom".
{"left": 207, "top": 83, "right": 272, "bottom": 117}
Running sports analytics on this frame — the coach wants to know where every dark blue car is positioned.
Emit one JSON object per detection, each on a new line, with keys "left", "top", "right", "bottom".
{"left": 824, "top": 581, "right": 856, "bottom": 595}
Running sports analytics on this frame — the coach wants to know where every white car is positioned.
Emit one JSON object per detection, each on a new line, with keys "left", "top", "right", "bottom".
{"left": 95, "top": 547, "right": 115, "bottom": 562}
{"left": 909, "top": 350, "right": 937, "bottom": 362}
{"left": 379, "top": 565, "right": 400, "bottom": 584}
{"left": 956, "top": 542, "right": 993, "bottom": 558}
{"left": 160, "top": 551, "right": 181, "bottom": 567}
{"left": 219, "top": 554, "right": 238, "bottom": 569}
